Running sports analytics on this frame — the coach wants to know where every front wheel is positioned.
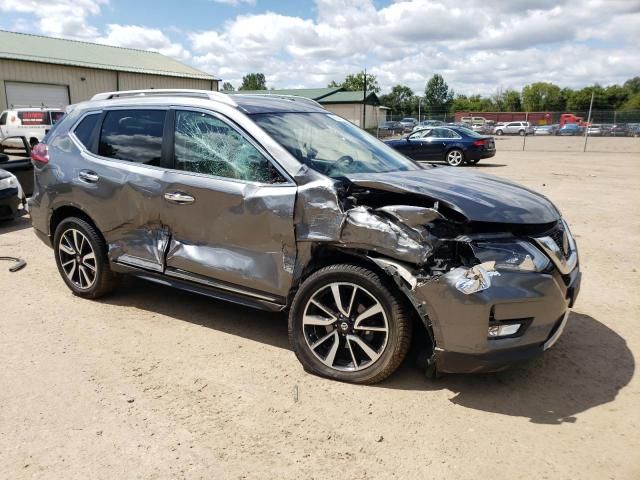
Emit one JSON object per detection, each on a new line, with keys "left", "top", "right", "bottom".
{"left": 445, "top": 149, "right": 465, "bottom": 167}
{"left": 289, "top": 264, "right": 412, "bottom": 384}
{"left": 495, "top": 129, "right": 503, "bottom": 136}
{"left": 518, "top": 129, "right": 525, "bottom": 136}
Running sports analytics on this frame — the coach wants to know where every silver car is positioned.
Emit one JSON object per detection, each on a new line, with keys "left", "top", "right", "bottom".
{"left": 493, "top": 121, "right": 535, "bottom": 136}
{"left": 29, "top": 89, "right": 581, "bottom": 383}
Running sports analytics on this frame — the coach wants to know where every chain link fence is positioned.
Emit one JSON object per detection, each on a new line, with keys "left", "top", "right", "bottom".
{"left": 374, "top": 110, "right": 640, "bottom": 153}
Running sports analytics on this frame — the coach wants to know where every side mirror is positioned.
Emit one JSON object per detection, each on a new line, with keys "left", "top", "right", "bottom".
{"left": 0, "top": 153, "right": 9, "bottom": 163}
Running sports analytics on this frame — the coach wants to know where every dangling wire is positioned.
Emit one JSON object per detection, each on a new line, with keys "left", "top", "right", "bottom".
{"left": 0, "top": 256, "right": 26, "bottom": 272}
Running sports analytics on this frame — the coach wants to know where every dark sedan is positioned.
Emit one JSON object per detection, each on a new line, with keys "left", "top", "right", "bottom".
{"left": 385, "top": 126, "right": 496, "bottom": 166}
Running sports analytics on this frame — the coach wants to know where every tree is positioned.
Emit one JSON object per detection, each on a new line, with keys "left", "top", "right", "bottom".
{"left": 623, "top": 76, "right": 640, "bottom": 95}
{"left": 328, "top": 71, "right": 381, "bottom": 93}
{"left": 239, "top": 73, "right": 267, "bottom": 90}
{"left": 621, "top": 93, "right": 640, "bottom": 111}
{"left": 380, "top": 85, "right": 415, "bottom": 115}
{"left": 424, "top": 74, "right": 453, "bottom": 114}
{"left": 221, "top": 82, "right": 235, "bottom": 92}
{"left": 521, "top": 82, "right": 565, "bottom": 111}
{"left": 502, "top": 89, "right": 522, "bottom": 111}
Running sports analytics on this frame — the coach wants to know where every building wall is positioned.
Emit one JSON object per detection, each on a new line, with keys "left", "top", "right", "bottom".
{"left": 323, "top": 103, "right": 382, "bottom": 128}
{"left": 0, "top": 59, "right": 218, "bottom": 109}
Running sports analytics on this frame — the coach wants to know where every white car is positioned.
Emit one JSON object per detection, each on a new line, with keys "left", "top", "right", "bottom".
{"left": 0, "top": 107, "right": 65, "bottom": 149}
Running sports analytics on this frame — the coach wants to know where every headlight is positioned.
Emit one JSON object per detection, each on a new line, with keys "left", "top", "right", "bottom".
{"left": 0, "top": 174, "right": 19, "bottom": 190}
{"left": 471, "top": 240, "right": 550, "bottom": 272}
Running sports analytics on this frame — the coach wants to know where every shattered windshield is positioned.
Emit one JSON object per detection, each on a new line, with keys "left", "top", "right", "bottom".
{"left": 252, "top": 112, "right": 422, "bottom": 177}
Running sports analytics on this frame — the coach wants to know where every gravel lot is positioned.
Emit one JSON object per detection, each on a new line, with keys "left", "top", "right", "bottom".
{"left": 1, "top": 147, "right": 639, "bottom": 479}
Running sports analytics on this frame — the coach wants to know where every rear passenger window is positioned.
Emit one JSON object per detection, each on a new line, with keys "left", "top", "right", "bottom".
{"left": 99, "top": 110, "right": 165, "bottom": 165}
{"left": 73, "top": 114, "right": 100, "bottom": 149}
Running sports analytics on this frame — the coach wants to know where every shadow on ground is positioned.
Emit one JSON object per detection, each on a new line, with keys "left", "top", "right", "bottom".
{"left": 381, "top": 312, "right": 634, "bottom": 424}
{"left": 101, "top": 279, "right": 633, "bottom": 425}
{"left": 0, "top": 215, "right": 31, "bottom": 235}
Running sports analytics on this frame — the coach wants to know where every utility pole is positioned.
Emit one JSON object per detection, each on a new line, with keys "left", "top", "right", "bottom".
{"left": 583, "top": 90, "right": 595, "bottom": 152}
{"left": 362, "top": 67, "right": 367, "bottom": 128}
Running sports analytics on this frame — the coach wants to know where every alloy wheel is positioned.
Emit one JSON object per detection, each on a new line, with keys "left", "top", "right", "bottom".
{"left": 447, "top": 150, "right": 463, "bottom": 166}
{"left": 57, "top": 228, "right": 97, "bottom": 290}
{"left": 302, "top": 282, "right": 389, "bottom": 372}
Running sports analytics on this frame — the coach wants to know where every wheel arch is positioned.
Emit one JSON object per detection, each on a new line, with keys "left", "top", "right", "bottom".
{"left": 49, "top": 204, "right": 105, "bottom": 245}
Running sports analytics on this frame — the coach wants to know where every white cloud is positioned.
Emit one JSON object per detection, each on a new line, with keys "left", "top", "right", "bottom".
{"left": 1, "top": 0, "right": 638, "bottom": 95}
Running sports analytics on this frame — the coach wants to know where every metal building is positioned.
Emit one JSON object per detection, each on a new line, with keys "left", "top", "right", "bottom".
{"left": 0, "top": 30, "right": 219, "bottom": 110}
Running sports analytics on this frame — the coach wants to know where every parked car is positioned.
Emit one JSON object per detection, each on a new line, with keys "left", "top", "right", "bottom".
{"left": 533, "top": 125, "right": 558, "bottom": 136}
{"left": 29, "top": 89, "right": 580, "bottom": 384}
{"left": 492, "top": 121, "right": 534, "bottom": 136}
{"left": 0, "top": 107, "right": 65, "bottom": 149}
{"left": 385, "top": 125, "right": 496, "bottom": 166}
{"left": 558, "top": 123, "right": 582, "bottom": 136}
{"left": 608, "top": 124, "right": 629, "bottom": 137}
{"left": 629, "top": 124, "right": 640, "bottom": 137}
{"left": 378, "top": 120, "right": 404, "bottom": 135}
{"left": 586, "top": 124, "right": 602, "bottom": 136}
{"left": 0, "top": 136, "right": 34, "bottom": 196}
{"left": 411, "top": 119, "right": 444, "bottom": 132}
{"left": 0, "top": 167, "right": 25, "bottom": 221}
{"left": 399, "top": 117, "right": 418, "bottom": 131}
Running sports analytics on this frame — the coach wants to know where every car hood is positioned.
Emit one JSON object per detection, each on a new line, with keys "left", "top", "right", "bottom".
{"left": 344, "top": 167, "right": 560, "bottom": 224}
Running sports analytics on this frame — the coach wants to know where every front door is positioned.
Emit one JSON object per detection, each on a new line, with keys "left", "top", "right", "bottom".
{"left": 161, "top": 108, "right": 297, "bottom": 301}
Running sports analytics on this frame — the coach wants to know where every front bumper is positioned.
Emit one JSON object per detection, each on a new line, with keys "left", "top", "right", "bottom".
{"left": 414, "top": 264, "right": 581, "bottom": 374}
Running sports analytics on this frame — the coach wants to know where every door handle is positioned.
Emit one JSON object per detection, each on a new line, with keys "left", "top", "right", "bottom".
{"left": 164, "top": 191, "right": 195, "bottom": 205}
{"left": 78, "top": 170, "right": 99, "bottom": 183}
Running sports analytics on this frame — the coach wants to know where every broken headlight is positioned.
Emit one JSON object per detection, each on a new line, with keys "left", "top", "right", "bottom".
{"left": 471, "top": 240, "right": 550, "bottom": 272}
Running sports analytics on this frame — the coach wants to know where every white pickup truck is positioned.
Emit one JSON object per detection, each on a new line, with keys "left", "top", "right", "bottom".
{"left": 0, "top": 107, "right": 65, "bottom": 149}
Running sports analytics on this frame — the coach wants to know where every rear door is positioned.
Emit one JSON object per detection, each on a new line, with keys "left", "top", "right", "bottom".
{"left": 161, "top": 108, "right": 297, "bottom": 302}
{"left": 67, "top": 107, "right": 172, "bottom": 272}
{"left": 0, "top": 136, "right": 33, "bottom": 195}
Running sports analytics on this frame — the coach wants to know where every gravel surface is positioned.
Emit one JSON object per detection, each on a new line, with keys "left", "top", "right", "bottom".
{"left": 1, "top": 148, "right": 639, "bottom": 479}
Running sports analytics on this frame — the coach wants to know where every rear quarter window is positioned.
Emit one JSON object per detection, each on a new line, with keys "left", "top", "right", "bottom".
{"left": 73, "top": 113, "right": 100, "bottom": 149}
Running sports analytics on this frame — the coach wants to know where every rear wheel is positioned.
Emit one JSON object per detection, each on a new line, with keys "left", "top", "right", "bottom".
{"left": 289, "top": 264, "right": 412, "bottom": 384}
{"left": 495, "top": 129, "right": 503, "bottom": 136}
{"left": 518, "top": 129, "right": 525, "bottom": 136}
{"left": 445, "top": 148, "right": 464, "bottom": 167}
{"left": 53, "top": 217, "right": 120, "bottom": 299}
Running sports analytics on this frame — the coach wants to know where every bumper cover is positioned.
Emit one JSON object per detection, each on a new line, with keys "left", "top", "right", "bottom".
{"left": 414, "top": 265, "right": 581, "bottom": 374}
{"left": 0, "top": 187, "right": 21, "bottom": 220}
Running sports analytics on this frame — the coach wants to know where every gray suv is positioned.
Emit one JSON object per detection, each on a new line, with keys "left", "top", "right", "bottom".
{"left": 29, "top": 89, "right": 581, "bottom": 384}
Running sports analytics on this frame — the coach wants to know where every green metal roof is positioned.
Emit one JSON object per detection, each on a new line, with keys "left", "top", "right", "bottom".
{"left": 320, "top": 90, "right": 380, "bottom": 105}
{"left": 0, "top": 30, "right": 217, "bottom": 80}
{"left": 227, "top": 87, "right": 341, "bottom": 100}
{"left": 227, "top": 87, "right": 379, "bottom": 105}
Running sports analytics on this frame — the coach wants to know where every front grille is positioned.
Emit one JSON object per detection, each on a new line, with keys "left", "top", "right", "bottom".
{"left": 549, "top": 225, "right": 569, "bottom": 258}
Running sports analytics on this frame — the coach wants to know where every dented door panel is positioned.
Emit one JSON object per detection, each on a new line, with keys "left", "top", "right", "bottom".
{"left": 162, "top": 171, "right": 297, "bottom": 297}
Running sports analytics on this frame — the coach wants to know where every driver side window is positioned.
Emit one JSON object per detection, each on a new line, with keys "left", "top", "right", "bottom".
{"left": 411, "top": 129, "right": 432, "bottom": 139}
{"left": 174, "top": 110, "right": 285, "bottom": 184}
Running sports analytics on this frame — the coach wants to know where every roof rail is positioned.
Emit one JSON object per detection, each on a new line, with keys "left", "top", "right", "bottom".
{"left": 90, "top": 89, "right": 237, "bottom": 107}
{"left": 235, "top": 93, "right": 323, "bottom": 108}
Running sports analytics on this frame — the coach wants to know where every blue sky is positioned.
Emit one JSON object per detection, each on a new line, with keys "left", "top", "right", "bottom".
{"left": 1, "top": 0, "right": 638, "bottom": 95}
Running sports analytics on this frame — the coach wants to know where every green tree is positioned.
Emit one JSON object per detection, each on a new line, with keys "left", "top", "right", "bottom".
{"left": 623, "top": 76, "right": 640, "bottom": 95}
{"left": 502, "top": 89, "right": 522, "bottom": 111}
{"left": 380, "top": 85, "right": 415, "bottom": 115}
{"left": 565, "top": 85, "right": 607, "bottom": 111}
{"left": 521, "top": 82, "right": 565, "bottom": 111}
{"left": 424, "top": 74, "right": 453, "bottom": 113}
{"left": 239, "top": 73, "right": 267, "bottom": 90}
{"left": 221, "top": 81, "right": 235, "bottom": 92}
{"left": 621, "top": 93, "right": 640, "bottom": 111}
{"left": 329, "top": 71, "right": 381, "bottom": 93}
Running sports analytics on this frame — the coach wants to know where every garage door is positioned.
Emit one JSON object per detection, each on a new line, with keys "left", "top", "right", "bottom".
{"left": 5, "top": 82, "right": 69, "bottom": 108}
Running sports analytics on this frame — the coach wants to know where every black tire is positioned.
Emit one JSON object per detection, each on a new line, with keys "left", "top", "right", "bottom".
{"left": 518, "top": 129, "right": 525, "bottom": 136}
{"left": 495, "top": 129, "right": 503, "bottom": 136}
{"left": 53, "top": 217, "right": 120, "bottom": 299}
{"left": 288, "top": 264, "right": 412, "bottom": 384}
{"left": 445, "top": 148, "right": 465, "bottom": 167}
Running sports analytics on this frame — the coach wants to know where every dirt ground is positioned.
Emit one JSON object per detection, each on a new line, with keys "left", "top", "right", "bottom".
{"left": 1, "top": 147, "right": 639, "bottom": 479}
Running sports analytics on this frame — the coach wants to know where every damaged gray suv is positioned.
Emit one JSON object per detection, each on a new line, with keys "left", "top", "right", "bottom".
{"left": 30, "top": 89, "right": 581, "bottom": 384}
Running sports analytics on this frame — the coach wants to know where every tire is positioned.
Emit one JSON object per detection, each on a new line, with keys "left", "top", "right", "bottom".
{"left": 288, "top": 264, "right": 412, "bottom": 384}
{"left": 445, "top": 148, "right": 465, "bottom": 167}
{"left": 518, "top": 129, "right": 525, "bottom": 136}
{"left": 495, "top": 129, "right": 503, "bottom": 136}
{"left": 53, "top": 217, "right": 120, "bottom": 299}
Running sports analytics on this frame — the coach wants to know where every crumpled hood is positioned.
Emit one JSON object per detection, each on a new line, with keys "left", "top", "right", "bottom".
{"left": 345, "top": 167, "right": 560, "bottom": 224}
